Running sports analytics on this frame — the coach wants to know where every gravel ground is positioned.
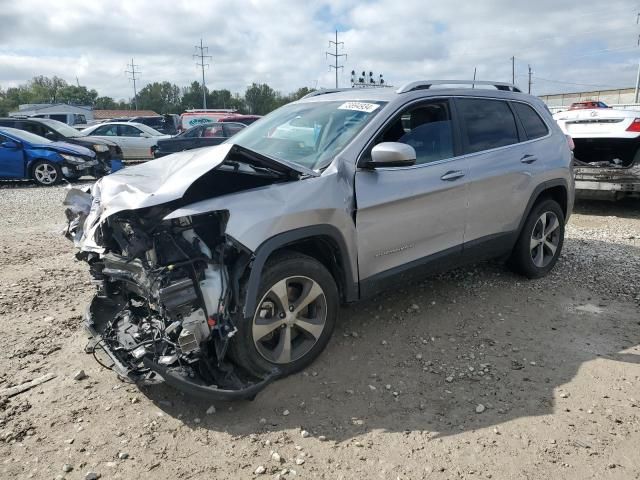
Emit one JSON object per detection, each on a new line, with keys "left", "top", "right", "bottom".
{"left": 0, "top": 182, "right": 639, "bottom": 480}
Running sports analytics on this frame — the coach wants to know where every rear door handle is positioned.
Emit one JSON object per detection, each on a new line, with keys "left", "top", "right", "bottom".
{"left": 521, "top": 154, "right": 538, "bottom": 164}
{"left": 440, "top": 170, "right": 465, "bottom": 181}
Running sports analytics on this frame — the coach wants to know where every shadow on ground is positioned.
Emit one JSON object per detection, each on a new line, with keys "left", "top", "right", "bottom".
{"left": 574, "top": 197, "right": 640, "bottom": 219}
{"left": 138, "top": 233, "right": 640, "bottom": 443}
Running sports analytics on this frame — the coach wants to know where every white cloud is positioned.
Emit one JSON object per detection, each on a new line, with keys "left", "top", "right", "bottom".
{"left": 0, "top": 0, "right": 637, "bottom": 100}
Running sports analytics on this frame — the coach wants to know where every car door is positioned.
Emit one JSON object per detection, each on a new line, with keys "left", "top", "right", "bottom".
{"left": 0, "top": 133, "right": 26, "bottom": 178}
{"left": 354, "top": 98, "right": 470, "bottom": 292}
{"left": 455, "top": 97, "right": 545, "bottom": 256}
{"left": 117, "top": 125, "right": 150, "bottom": 159}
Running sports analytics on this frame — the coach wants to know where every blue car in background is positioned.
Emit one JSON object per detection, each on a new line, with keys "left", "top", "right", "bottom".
{"left": 0, "top": 127, "right": 122, "bottom": 186}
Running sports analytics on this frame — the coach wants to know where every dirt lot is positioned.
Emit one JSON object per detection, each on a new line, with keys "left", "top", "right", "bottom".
{"left": 0, "top": 182, "right": 639, "bottom": 480}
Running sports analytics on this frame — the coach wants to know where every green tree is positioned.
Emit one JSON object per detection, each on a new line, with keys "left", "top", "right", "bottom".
{"left": 244, "top": 83, "right": 283, "bottom": 115}
{"left": 137, "top": 82, "right": 182, "bottom": 113}
{"left": 181, "top": 81, "right": 204, "bottom": 110}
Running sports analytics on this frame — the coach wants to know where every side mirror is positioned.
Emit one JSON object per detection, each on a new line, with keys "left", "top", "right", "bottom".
{"left": 1, "top": 140, "right": 20, "bottom": 149}
{"left": 45, "top": 132, "right": 57, "bottom": 140}
{"left": 366, "top": 142, "right": 416, "bottom": 168}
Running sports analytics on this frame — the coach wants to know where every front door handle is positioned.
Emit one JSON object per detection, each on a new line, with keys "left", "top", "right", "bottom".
{"left": 521, "top": 154, "right": 538, "bottom": 164}
{"left": 440, "top": 170, "right": 465, "bottom": 181}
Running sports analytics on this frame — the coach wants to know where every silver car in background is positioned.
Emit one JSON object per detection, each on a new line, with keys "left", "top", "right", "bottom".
{"left": 64, "top": 80, "right": 574, "bottom": 400}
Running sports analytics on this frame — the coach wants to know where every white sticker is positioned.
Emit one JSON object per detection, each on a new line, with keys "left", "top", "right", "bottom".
{"left": 338, "top": 102, "right": 380, "bottom": 113}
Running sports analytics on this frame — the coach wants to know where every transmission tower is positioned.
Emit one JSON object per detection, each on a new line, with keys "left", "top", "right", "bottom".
{"left": 326, "top": 30, "right": 347, "bottom": 88}
{"left": 125, "top": 58, "right": 140, "bottom": 110}
{"left": 194, "top": 39, "right": 213, "bottom": 109}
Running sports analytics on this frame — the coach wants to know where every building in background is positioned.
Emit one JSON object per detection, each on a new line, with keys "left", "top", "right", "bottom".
{"left": 540, "top": 87, "right": 638, "bottom": 113}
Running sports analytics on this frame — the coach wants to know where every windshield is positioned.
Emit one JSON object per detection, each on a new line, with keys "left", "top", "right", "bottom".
{"left": 1, "top": 127, "right": 52, "bottom": 144}
{"left": 228, "top": 100, "right": 386, "bottom": 170}
{"left": 38, "top": 118, "right": 84, "bottom": 137}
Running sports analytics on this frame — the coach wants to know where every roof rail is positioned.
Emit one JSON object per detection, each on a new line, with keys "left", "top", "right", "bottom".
{"left": 396, "top": 80, "right": 522, "bottom": 94}
{"left": 301, "top": 88, "right": 355, "bottom": 99}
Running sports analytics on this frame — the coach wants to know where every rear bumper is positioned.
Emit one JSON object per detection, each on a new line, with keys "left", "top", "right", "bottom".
{"left": 575, "top": 179, "right": 640, "bottom": 192}
{"left": 83, "top": 295, "right": 278, "bottom": 401}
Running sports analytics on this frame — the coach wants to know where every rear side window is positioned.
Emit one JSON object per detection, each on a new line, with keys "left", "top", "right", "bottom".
{"left": 456, "top": 98, "right": 519, "bottom": 154}
{"left": 512, "top": 102, "right": 549, "bottom": 140}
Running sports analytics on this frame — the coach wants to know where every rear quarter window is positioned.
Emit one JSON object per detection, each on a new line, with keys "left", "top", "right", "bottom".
{"left": 512, "top": 102, "right": 549, "bottom": 140}
{"left": 456, "top": 98, "right": 519, "bottom": 154}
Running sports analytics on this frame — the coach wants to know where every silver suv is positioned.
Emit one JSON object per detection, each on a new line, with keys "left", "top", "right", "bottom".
{"left": 65, "top": 80, "right": 574, "bottom": 400}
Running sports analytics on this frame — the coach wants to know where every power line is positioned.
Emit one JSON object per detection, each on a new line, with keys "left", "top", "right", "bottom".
{"left": 518, "top": 74, "right": 622, "bottom": 89}
{"left": 326, "top": 30, "right": 347, "bottom": 88}
{"left": 194, "top": 38, "right": 212, "bottom": 109}
{"left": 125, "top": 58, "right": 140, "bottom": 110}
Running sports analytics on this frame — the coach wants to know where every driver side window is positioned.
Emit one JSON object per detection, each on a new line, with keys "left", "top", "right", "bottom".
{"left": 377, "top": 100, "right": 454, "bottom": 165}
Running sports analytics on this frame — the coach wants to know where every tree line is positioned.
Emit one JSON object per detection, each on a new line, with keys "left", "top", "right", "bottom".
{"left": 0, "top": 76, "right": 314, "bottom": 116}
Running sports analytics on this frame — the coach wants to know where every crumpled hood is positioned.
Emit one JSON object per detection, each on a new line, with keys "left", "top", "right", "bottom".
{"left": 66, "top": 142, "right": 316, "bottom": 252}
{"left": 33, "top": 141, "right": 95, "bottom": 158}
{"left": 96, "top": 143, "right": 234, "bottom": 217}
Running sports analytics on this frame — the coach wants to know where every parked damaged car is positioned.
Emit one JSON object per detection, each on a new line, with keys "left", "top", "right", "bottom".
{"left": 554, "top": 108, "right": 640, "bottom": 199}
{"left": 0, "top": 117, "right": 123, "bottom": 178}
{"left": 64, "top": 81, "right": 573, "bottom": 400}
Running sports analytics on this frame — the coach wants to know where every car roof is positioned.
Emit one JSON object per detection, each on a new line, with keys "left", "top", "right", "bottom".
{"left": 93, "top": 121, "right": 146, "bottom": 126}
{"left": 296, "top": 80, "right": 533, "bottom": 105}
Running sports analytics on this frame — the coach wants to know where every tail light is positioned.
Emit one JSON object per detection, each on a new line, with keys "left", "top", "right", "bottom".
{"left": 566, "top": 135, "right": 575, "bottom": 151}
{"left": 626, "top": 118, "right": 640, "bottom": 132}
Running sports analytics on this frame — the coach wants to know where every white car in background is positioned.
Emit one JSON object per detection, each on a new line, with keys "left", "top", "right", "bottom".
{"left": 81, "top": 122, "right": 171, "bottom": 161}
{"left": 554, "top": 108, "right": 640, "bottom": 199}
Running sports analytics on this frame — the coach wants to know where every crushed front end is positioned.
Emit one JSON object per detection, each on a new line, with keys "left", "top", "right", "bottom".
{"left": 65, "top": 191, "right": 277, "bottom": 400}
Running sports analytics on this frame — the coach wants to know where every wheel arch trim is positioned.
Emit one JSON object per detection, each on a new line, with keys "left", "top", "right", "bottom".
{"left": 241, "top": 225, "right": 358, "bottom": 319}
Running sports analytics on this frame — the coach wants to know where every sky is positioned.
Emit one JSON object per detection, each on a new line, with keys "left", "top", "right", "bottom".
{"left": 0, "top": 0, "right": 638, "bottom": 101}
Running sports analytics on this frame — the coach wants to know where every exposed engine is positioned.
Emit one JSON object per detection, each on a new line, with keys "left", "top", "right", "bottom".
{"left": 77, "top": 209, "right": 268, "bottom": 396}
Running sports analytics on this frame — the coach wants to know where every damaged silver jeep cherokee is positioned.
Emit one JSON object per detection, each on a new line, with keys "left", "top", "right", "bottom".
{"left": 64, "top": 80, "right": 574, "bottom": 400}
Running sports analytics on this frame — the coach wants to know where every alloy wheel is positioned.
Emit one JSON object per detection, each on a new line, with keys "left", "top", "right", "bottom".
{"left": 252, "top": 276, "right": 327, "bottom": 364}
{"left": 530, "top": 211, "right": 561, "bottom": 268}
{"left": 34, "top": 163, "right": 58, "bottom": 185}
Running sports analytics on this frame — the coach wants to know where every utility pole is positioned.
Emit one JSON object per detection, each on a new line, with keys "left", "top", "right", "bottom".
{"left": 125, "top": 58, "right": 140, "bottom": 110}
{"left": 194, "top": 38, "right": 212, "bottom": 109}
{"left": 472, "top": 67, "right": 477, "bottom": 88}
{"left": 326, "top": 30, "right": 347, "bottom": 88}
{"left": 511, "top": 56, "right": 515, "bottom": 84}
{"left": 528, "top": 64, "right": 533, "bottom": 94}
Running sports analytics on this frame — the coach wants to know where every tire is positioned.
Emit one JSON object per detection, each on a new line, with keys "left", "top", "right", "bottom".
{"left": 32, "top": 160, "right": 62, "bottom": 186}
{"left": 231, "top": 251, "right": 338, "bottom": 378}
{"left": 509, "top": 198, "right": 565, "bottom": 279}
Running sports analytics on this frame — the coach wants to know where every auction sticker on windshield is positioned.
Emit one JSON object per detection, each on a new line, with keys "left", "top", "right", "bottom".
{"left": 338, "top": 102, "right": 380, "bottom": 113}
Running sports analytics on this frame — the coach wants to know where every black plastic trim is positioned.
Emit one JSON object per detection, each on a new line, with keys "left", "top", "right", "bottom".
{"left": 242, "top": 225, "right": 358, "bottom": 318}
{"left": 359, "top": 244, "right": 463, "bottom": 299}
{"left": 516, "top": 178, "right": 570, "bottom": 236}
{"left": 142, "top": 358, "right": 279, "bottom": 401}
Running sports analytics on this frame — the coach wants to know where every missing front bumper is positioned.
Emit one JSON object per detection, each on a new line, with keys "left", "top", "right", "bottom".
{"left": 83, "top": 295, "right": 279, "bottom": 401}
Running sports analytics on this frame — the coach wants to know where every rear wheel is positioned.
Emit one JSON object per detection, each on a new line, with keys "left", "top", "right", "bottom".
{"left": 231, "top": 252, "right": 338, "bottom": 378}
{"left": 32, "top": 160, "right": 61, "bottom": 186}
{"left": 509, "top": 199, "right": 565, "bottom": 278}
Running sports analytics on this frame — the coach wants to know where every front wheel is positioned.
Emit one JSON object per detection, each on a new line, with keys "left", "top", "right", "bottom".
{"left": 231, "top": 252, "right": 338, "bottom": 378}
{"left": 509, "top": 199, "right": 565, "bottom": 278}
{"left": 32, "top": 160, "right": 61, "bottom": 186}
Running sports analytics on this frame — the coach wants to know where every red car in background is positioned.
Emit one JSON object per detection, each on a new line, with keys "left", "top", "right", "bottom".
{"left": 568, "top": 101, "right": 610, "bottom": 110}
